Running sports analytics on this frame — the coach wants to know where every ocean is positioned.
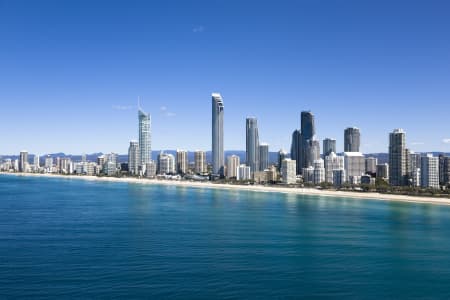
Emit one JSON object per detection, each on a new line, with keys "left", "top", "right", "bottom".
{"left": 1, "top": 174, "right": 450, "bottom": 299}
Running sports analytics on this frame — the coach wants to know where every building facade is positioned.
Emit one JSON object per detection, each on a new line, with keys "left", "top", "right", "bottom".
{"left": 389, "top": 129, "right": 407, "bottom": 186}
{"left": 323, "top": 138, "right": 336, "bottom": 157}
{"left": 138, "top": 108, "right": 152, "bottom": 170}
{"left": 421, "top": 154, "right": 439, "bottom": 189}
{"left": 259, "top": 143, "right": 269, "bottom": 171}
{"left": 128, "top": 140, "right": 140, "bottom": 175}
{"left": 226, "top": 155, "right": 240, "bottom": 179}
{"left": 344, "top": 127, "right": 360, "bottom": 152}
{"left": 212, "top": 93, "right": 224, "bottom": 176}
{"left": 246, "top": 117, "right": 260, "bottom": 174}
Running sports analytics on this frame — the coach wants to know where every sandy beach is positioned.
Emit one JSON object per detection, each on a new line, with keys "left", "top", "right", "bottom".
{"left": 2, "top": 172, "right": 449, "bottom": 205}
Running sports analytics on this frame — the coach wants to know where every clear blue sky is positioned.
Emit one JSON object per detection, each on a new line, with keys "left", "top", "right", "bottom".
{"left": 1, "top": 0, "right": 449, "bottom": 155}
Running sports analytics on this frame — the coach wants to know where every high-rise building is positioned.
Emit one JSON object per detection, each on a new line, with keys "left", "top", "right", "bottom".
{"left": 376, "top": 163, "right": 389, "bottom": 180}
{"left": 421, "top": 154, "right": 439, "bottom": 189}
{"left": 226, "top": 155, "right": 240, "bottom": 179}
{"left": 290, "top": 129, "right": 302, "bottom": 174}
{"left": 323, "top": 138, "right": 336, "bottom": 157}
{"left": 45, "top": 156, "right": 53, "bottom": 170}
{"left": 324, "top": 152, "right": 344, "bottom": 183}
{"left": 19, "top": 150, "right": 28, "bottom": 172}
{"left": 439, "top": 155, "right": 447, "bottom": 187}
{"left": 145, "top": 161, "right": 157, "bottom": 178}
{"left": 344, "top": 127, "right": 361, "bottom": 152}
{"left": 194, "top": 150, "right": 207, "bottom": 174}
{"left": 389, "top": 129, "right": 407, "bottom": 186}
{"left": 444, "top": 157, "right": 450, "bottom": 187}
{"left": 138, "top": 107, "right": 152, "bottom": 169}
{"left": 237, "top": 164, "right": 251, "bottom": 181}
{"left": 81, "top": 154, "right": 87, "bottom": 163}
{"left": 176, "top": 150, "right": 189, "bottom": 175}
{"left": 344, "top": 152, "right": 365, "bottom": 183}
{"left": 365, "top": 157, "right": 377, "bottom": 174}
{"left": 333, "top": 169, "right": 346, "bottom": 187}
{"left": 128, "top": 141, "right": 140, "bottom": 175}
{"left": 33, "top": 154, "right": 40, "bottom": 168}
{"left": 259, "top": 143, "right": 269, "bottom": 171}
{"left": 300, "top": 111, "right": 319, "bottom": 169}
{"left": 246, "top": 117, "right": 260, "bottom": 174}
{"left": 281, "top": 158, "right": 297, "bottom": 184}
{"left": 277, "top": 149, "right": 288, "bottom": 172}
{"left": 59, "top": 158, "right": 72, "bottom": 174}
{"left": 409, "top": 151, "right": 422, "bottom": 187}
{"left": 313, "top": 159, "right": 325, "bottom": 185}
{"left": 157, "top": 152, "right": 175, "bottom": 175}
{"left": 212, "top": 93, "right": 224, "bottom": 176}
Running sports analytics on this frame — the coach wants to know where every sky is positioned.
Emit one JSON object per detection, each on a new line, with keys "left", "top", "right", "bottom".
{"left": 1, "top": 0, "right": 449, "bottom": 155}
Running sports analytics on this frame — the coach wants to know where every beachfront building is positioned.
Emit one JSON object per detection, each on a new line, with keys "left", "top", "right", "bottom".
{"left": 302, "top": 166, "right": 314, "bottom": 184}
{"left": 282, "top": 158, "right": 297, "bottom": 184}
{"left": 176, "top": 149, "right": 189, "bottom": 175}
{"left": 138, "top": 107, "right": 152, "bottom": 172}
{"left": 226, "top": 155, "right": 240, "bottom": 179}
{"left": 313, "top": 159, "right": 325, "bottom": 185}
{"left": 157, "top": 152, "right": 175, "bottom": 175}
{"left": 376, "top": 163, "right": 389, "bottom": 180}
{"left": 333, "top": 169, "right": 346, "bottom": 187}
{"left": 344, "top": 127, "right": 360, "bottom": 152}
{"left": 421, "top": 154, "right": 439, "bottom": 189}
{"left": 365, "top": 157, "right": 377, "bottom": 174}
{"left": 194, "top": 150, "right": 207, "bottom": 174}
{"left": 324, "top": 152, "right": 344, "bottom": 183}
{"left": 212, "top": 93, "right": 224, "bottom": 176}
{"left": 128, "top": 140, "right": 140, "bottom": 175}
{"left": 277, "top": 149, "right": 288, "bottom": 172}
{"left": 259, "top": 143, "right": 269, "bottom": 171}
{"left": 389, "top": 129, "right": 407, "bottom": 186}
{"left": 237, "top": 164, "right": 251, "bottom": 181}
{"left": 344, "top": 152, "right": 365, "bottom": 183}
{"left": 246, "top": 117, "right": 260, "bottom": 174}
{"left": 19, "top": 150, "right": 28, "bottom": 173}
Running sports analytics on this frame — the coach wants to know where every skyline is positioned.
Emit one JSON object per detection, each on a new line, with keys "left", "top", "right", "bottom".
{"left": 1, "top": 0, "right": 450, "bottom": 154}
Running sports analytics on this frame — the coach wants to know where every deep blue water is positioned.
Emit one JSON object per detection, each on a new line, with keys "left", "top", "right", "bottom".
{"left": 1, "top": 175, "right": 450, "bottom": 299}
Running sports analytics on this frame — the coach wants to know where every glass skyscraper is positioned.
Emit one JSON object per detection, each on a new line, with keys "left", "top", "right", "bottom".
{"left": 246, "top": 117, "right": 260, "bottom": 174}
{"left": 138, "top": 108, "right": 151, "bottom": 168}
{"left": 212, "top": 93, "right": 224, "bottom": 176}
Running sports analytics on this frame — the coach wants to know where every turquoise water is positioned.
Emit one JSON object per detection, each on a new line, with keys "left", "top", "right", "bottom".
{"left": 1, "top": 175, "right": 450, "bottom": 299}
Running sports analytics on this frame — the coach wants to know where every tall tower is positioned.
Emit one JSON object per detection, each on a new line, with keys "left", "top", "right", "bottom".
{"left": 19, "top": 150, "right": 28, "bottom": 173}
{"left": 259, "top": 143, "right": 269, "bottom": 171}
{"left": 300, "top": 111, "right": 319, "bottom": 169}
{"left": 389, "top": 128, "right": 407, "bottom": 186}
{"left": 290, "top": 129, "right": 301, "bottom": 174}
{"left": 344, "top": 127, "right": 360, "bottom": 152}
{"left": 176, "top": 149, "right": 189, "bottom": 175}
{"left": 246, "top": 117, "right": 260, "bottom": 174}
{"left": 212, "top": 93, "right": 224, "bottom": 176}
{"left": 138, "top": 107, "right": 152, "bottom": 168}
{"left": 323, "top": 138, "right": 336, "bottom": 156}
{"left": 128, "top": 141, "right": 140, "bottom": 175}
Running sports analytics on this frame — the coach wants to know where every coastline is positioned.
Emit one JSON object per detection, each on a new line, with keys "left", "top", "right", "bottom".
{"left": 2, "top": 172, "right": 449, "bottom": 206}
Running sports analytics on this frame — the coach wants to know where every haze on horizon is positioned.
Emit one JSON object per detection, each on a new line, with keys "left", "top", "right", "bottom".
{"left": 1, "top": 0, "right": 449, "bottom": 155}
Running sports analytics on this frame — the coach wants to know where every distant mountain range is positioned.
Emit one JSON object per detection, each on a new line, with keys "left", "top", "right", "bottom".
{"left": 1, "top": 151, "right": 449, "bottom": 165}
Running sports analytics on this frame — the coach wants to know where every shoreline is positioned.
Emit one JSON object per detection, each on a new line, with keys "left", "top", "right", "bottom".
{"left": 2, "top": 172, "right": 450, "bottom": 206}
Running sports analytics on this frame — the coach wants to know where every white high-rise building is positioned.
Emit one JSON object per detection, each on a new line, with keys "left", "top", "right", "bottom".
{"left": 138, "top": 107, "right": 152, "bottom": 170}
{"left": 344, "top": 152, "right": 365, "bottom": 182}
{"left": 421, "top": 154, "right": 439, "bottom": 189}
{"left": 324, "top": 152, "right": 344, "bottom": 183}
{"left": 281, "top": 158, "right": 296, "bottom": 184}
{"left": 237, "top": 164, "right": 251, "bottom": 181}
{"left": 176, "top": 150, "right": 189, "bottom": 175}
{"left": 212, "top": 93, "right": 224, "bottom": 176}
{"left": 45, "top": 156, "right": 53, "bottom": 170}
{"left": 226, "top": 155, "right": 240, "bottom": 179}
{"left": 194, "top": 150, "right": 207, "bottom": 174}
{"left": 313, "top": 159, "right": 325, "bottom": 185}
{"left": 158, "top": 152, "right": 175, "bottom": 175}
{"left": 128, "top": 141, "right": 140, "bottom": 175}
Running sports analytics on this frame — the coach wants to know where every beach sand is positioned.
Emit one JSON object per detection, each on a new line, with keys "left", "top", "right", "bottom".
{"left": 2, "top": 172, "right": 449, "bottom": 205}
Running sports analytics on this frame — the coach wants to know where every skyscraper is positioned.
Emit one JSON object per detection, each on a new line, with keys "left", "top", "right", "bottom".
{"left": 324, "top": 152, "right": 344, "bottom": 183}
{"left": 277, "top": 149, "right": 288, "bottom": 172}
{"left": 290, "top": 129, "right": 301, "bottom": 174}
{"left": 138, "top": 107, "right": 152, "bottom": 169}
{"left": 128, "top": 140, "right": 140, "bottom": 175}
{"left": 389, "top": 129, "right": 407, "bottom": 186}
{"left": 421, "top": 154, "right": 439, "bottom": 189}
{"left": 365, "top": 157, "right": 377, "bottom": 174}
{"left": 226, "top": 155, "right": 240, "bottom": 179}
{"left": 323, "top": 138, "right": 336, "bottom": 156}
{"left": 300, "top": 111, "right": 319, "bottom": 169}
{"left": 19, "top": 150, "right": 28, "bottom": 173}
{"left": 246, "top": 117, "right": 260, "bottom": 174}
{"left": 281, "top": 159, "right": 297, "bottom": 184}
{"left": 259, "top": 143, "right": 269, "bottom": 171}
{"left": 176, "top": 150, "right": 189, "bottom": 175}
{"left": 212, "top": 93, "right": 224, "bottom": 176}
{"left": 344, "top": 152, "right": 365, "bottom": 183}
{"left": 157, "top": 152, "right": 175, "bottom": 175}
{"left": 194, "top": 150, "right": 207, "bottom": 174}
{"left": 344, "top": 127, "right": 360, "bottom": 152}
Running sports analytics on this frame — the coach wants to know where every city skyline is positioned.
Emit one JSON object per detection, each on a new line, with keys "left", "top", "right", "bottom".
{"left": 1, "top": 1, "right": 450, "bottom": 154}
